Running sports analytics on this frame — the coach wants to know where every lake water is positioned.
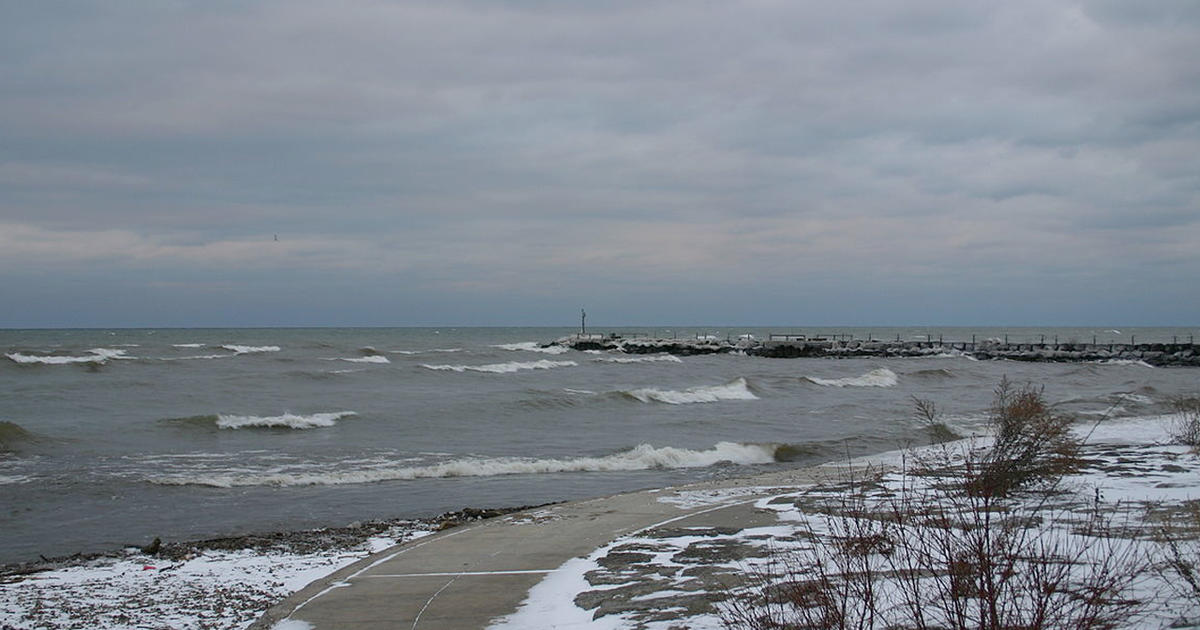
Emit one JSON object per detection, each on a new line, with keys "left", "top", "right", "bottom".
{"left": 1, "top": 326, "right": 1197, "bottom": 563}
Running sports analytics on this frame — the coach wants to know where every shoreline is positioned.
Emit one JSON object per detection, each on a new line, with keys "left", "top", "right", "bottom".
{"left": 6, "top": 415, "right": 1199, "bottom": 629}
{"left": 0, "top": 506, "right": 550, "bottom": 580}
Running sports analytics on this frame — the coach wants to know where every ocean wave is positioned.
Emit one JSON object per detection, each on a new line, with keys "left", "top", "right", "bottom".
{"left": 1094, "top": 359, "right": 1156, "bottom": 368}
{"left": 909, "top": 367, "right": 956, "bottom": 379}
{"left": 149, "top": 441, "right": 781, "bottom": 487}
{"left": 622, "top": 377, "right": 758, "bottom": 404}
{"left": 0, "top": 420, "right": 36, "bottom": 451}
{"left": 164, "top": 354, "right": 232, "bottom": 361}
{"left": 493, "top": 342, "right": 569, "bottom": 355}
{"left": 220, "top": 345, "right": 281, "bottom": 354}
{"left": 595, "top": 355, "right": 683, "bottom": 364}
{"left": 804, "top": 368, "right": 898, "bottom": 388}
{"left": 390, "top": 348, "right": 463, "bottom": 355}
{"left": 5, "top": 348, "right": 132, "bottom": 365}
{"left": 215, "top": 412, "right": 356, "bottom": 430}
{"left": 172, "top": 343, "right": 204, "bottom": 348}
{"left": 329, "top": 355, "right": 390, "bottom": 364}
{"left": 1115, "top": 393, "right": 1154, "bottom": 405}
{"left": 421, "top": 360, "right": 577, "bottom": 374}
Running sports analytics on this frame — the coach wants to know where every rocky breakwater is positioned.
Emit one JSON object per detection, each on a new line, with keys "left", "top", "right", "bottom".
{"left": 751, "top": 339, "right": 1200, "bottom": 366}
{"left": 555, "top": 335, "right": 751, "bottom": 356}
{"left": 967, "top": 341, "right": 1200, "bottom": 367}
{"left": 554, "top": 336, "right": 1200, "bottom": 367}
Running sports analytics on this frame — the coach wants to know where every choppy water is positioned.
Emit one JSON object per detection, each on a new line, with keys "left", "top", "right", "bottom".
{"left": 1, "top": 326, "right": 1197, "bottom": 563}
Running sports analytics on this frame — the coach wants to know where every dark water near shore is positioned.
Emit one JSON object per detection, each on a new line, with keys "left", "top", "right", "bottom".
{"left": 1, "top": 326, "right": 1197, "bottom": 563}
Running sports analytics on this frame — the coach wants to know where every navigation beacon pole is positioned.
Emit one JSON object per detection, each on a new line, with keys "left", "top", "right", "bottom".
{"left": 581, "top": 308, "right": 586, "bottom": 337}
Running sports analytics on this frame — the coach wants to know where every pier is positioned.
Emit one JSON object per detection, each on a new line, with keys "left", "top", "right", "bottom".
{"left": 554, "top": 335, "right": 1200, "bottom": 367}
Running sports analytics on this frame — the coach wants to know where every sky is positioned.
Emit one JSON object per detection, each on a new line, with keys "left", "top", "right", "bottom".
{"left": 1, "top": 1, "right": 1198, "bottom": 327}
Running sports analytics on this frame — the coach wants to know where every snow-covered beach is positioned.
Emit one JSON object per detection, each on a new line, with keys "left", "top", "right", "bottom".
{"left": 491, "top": 414, "right": 1200, "bottom": 630}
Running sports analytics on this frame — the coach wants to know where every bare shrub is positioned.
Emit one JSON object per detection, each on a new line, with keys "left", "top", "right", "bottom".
{"left": 1167, "top": 396, "right": 1200, "bottom": 448}
{"left": 912, "top": 396, "right": 960, "bottom": 444}
{"left": 966, "top": 377, "right": 1080, "bottom": 497}
{"left": 721, "top": 467, "right": 1151, "bottom": 630}
{"left": 1153, "top": 505, "right": 1200, "bottom": 623}
{"left": 721, "top": 381, "right": 1150, "bottom": 630}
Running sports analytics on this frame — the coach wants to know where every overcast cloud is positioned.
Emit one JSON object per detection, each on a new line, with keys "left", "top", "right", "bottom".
{"left": 1, "top": 0, "right": 1197, "bottom": 327}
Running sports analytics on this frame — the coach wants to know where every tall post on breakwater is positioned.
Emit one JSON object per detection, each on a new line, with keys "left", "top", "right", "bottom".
{"left": 580, "top": 308, "right": 587, "bottom": 336}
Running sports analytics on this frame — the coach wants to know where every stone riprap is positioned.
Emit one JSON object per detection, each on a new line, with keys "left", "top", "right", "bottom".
{"left": 553, "top": 336, "right": 1200, "bottom": 366}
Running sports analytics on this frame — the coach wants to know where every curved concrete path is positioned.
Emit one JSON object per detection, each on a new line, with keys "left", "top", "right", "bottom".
{"left": 251, "top": 466, "right": 839, "bottom": 629}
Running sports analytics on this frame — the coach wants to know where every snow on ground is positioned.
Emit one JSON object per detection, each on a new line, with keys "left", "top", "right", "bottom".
{"left": 0, "top": 523, "right": 433, "bottom": 630}
{"left": 492, "top": 413, "right": 1200, "bottom": 630}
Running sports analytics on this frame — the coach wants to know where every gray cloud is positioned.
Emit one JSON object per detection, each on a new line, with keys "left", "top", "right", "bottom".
{"left": 1, "top": 0, "right": 1197, "bottom": 326}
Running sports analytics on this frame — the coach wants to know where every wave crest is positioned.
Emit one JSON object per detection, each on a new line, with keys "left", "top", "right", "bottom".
{"left": 493, "top": 342, "right": 569, "bottom": 355}
{"left": 804, "top": 368, "right": 898, "bottom": 388}
{"left": 422, "top": 360, "right": 577, "bottom": 374}
{"left": 215, "top": 411, "right": 356, "bottom": 430}
{"left": 5, "top": 348, "right": 132, "bottom": 365}
{"left": 595, "top": 355, "right": 683, "bottom": 364}
{"left": 623, "top": 377, "right": 758, "bottom": 404}
{"left": 220, "top": 345, "right": 281, "bottom": 354}
{"left": 149, "top": 441, "right": 780, "bottom": 487}
{"left": 0, "top": 420, "right": 36, "bottom": 451}
{"left": 331, "top": 355, "right": 390, "bottom": 364}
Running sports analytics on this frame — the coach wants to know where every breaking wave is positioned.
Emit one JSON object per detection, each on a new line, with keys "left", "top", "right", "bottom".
{"left": 172, "top": 343, "right": 204, "bottom": 348}
{"left": 804, "top": 368, "right": 898, "bottom": 388}
{"left": 1094, "top": 359, "right": 1156, "bottom": 368}
{"left": 595, "top": 355, "right": 683, "bottom": 364}
{"left": 493, "top": 342, "right": 569, "bottom": 355}
{"left": 330, "top": 355, "right": 390, "bottom": 364}
{"left": 220, "top": 345, "right": 281, "bottom": 354}
{"left": 422, "top": 360, "right": 578, "bottom": 374}
{"left": 5, "top": 348, "right": 132, "bottom": 365}
{"left": 622, "top": 377, "right": 758, "bottom": 404}
{"left": 165, "top": 412, "right": 356, "bottom": 430}
{"left": 164, "top": 354, "right": 231, "bottom": 361}
{"left": 217, "top": 412, "right": 355, "bottom": 430}
{"left": 150, "top": 441, "right": 781, "bottom": 487}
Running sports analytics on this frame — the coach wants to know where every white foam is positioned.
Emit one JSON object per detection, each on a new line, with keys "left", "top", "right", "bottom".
{"left": 331, "top": 355, "right": 390, "bottom": 364}
{"left": 151, "top": 441, "right": 779, "bottom": 487}
{"left": 595, "top": 355, "right": 683, "bottom": 364}
{"left": 421, "top": 359, "right": 577, "bottom": 374}
{"left": 221, "top": 345, "right": 281, "bottom": 354}
{"left": 1094, "top": 359, "right": 1155, "bottom": 368}
{"left": 5, "top": 348, "right": 132, "bottom": 365}
{"left": 493, "top": 342, "right": 569, "bottom": 355}
{"left": 391, "top": 347, "right": 464, "bottom": 355}
{"left": 625, "top": 377, "right": 757, "bottom": 404}
{"left": 172, "top": 343, "right": 204, "bottom": 348}
{"left": 805, "top": 367, "right": 898, "bottom": 388}
{"left": 215, "top": 411, "right": 356, "bottom": 430}
{"left": 272, "top": 622, "right": 314, "bottom": 630}
{"left": 165, "top": 354, "right": 232, "bottom": 361}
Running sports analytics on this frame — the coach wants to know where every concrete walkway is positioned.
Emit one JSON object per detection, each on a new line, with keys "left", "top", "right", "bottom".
{"left": 250, "top": 466, "right": 838, "bottom": 629}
